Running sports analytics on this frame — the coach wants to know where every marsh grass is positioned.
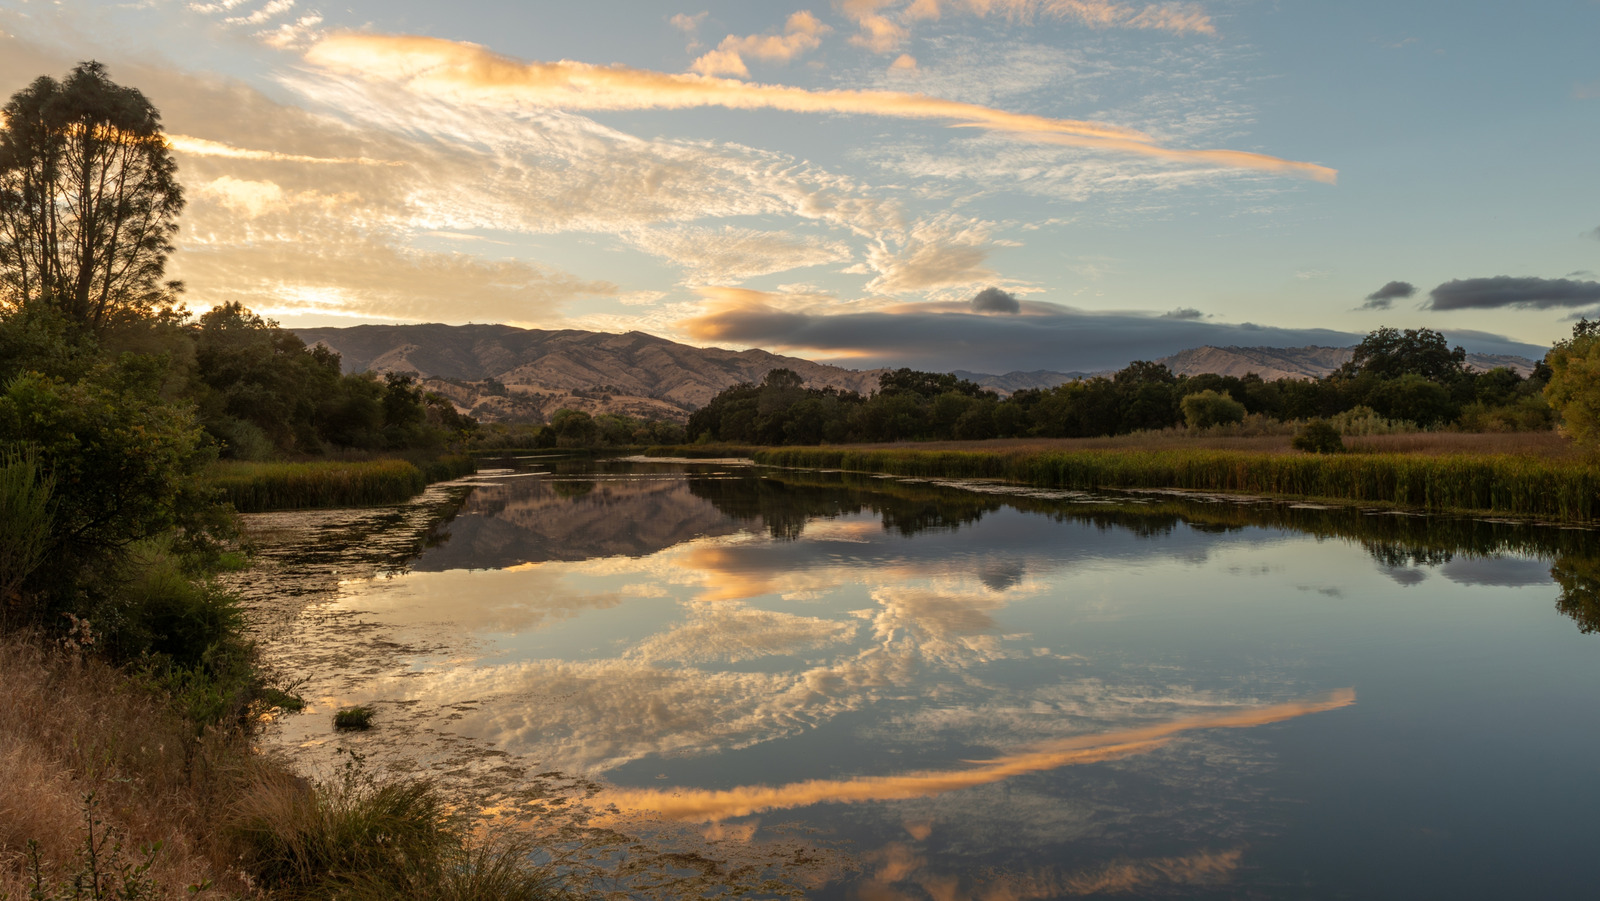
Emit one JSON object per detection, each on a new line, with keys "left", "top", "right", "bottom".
{"left": 208, "top": 454, "right": 478, "bottom": 513}
{"left": 754, "top": 444, "right": 1600, "bottom": 522}
{"left": 229, "top": 754, "right": 572, "bottom": 901}
{"left": 207, "top": 459, "right": 426, "bottom": 512}
{"left": 333, "top": 705, "right": 374, "bottom": 730}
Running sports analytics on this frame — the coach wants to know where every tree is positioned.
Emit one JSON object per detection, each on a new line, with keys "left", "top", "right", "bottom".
{"left": 1180, "top": 390, "right": 1247, "bottom": 429}
{"left": 0, "top": 62, "right": 184, "bottom": 331}
{"left": 1544, "top": 320, "right": 1600, "bottom": 448}
{"left": 1335, "top": 327, "right": 1466, "bottom": 382}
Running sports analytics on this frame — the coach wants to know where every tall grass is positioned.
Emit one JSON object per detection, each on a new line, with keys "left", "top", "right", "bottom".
{"left": 209, "top": 455, "right": 479, "bottom": 513}
{"left": 229, "top": 761, "right": 571, "bottom": 901}
{"left": 207, "top": 460, "right": 422, "bottom": 512}
{"left": 754, "top": 446, "right": 1600, "bottom": 523}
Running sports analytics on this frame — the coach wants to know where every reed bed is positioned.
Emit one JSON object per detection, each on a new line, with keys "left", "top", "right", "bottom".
{"left": 753, "top": 446, "right": 1600, "bottom": 523}
{"left": 208, "top": 460, "right": 427, "bottom": 512}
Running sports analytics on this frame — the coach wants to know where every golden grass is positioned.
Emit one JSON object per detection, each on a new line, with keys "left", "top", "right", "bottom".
{"left": 837, "top": 430, "right": 1579, "bottom": 459}
{"left": 753, "top": 439, "right": 1600, "bottom": 523}
{"left": 0, "top": 635, "right": 259, "bottom": 899}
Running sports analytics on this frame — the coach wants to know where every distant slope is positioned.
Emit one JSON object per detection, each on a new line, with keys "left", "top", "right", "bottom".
{"left": 293, "top": 323, "right": 882, "bottom": 423}
{"left": 1156, "top": 345, "right": 1537, "bottom": 380}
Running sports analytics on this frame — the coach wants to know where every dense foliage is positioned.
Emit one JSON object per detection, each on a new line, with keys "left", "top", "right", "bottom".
{"left": 688, "top": 329, "right": 1552, "bottom": 446}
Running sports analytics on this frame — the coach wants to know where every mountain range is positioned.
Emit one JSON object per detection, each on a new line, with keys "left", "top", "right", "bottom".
{"left": 293, "top": 324, "right": 1539, "bottom": 424}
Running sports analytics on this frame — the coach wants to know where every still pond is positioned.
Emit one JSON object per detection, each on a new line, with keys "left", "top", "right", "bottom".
{"left": 246, "top": 456, "right": 1600, "bottom": 899}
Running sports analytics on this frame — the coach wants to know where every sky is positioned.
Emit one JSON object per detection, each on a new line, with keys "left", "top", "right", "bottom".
{"left": 1, "top": 0, "right": 1596, "bottom": 372}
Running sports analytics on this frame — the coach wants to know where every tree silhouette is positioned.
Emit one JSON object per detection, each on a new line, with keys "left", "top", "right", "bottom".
{"left": 0, "top": 62, "right": 184, "bottom": 331}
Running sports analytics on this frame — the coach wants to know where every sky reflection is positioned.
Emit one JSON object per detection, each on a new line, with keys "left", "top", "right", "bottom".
{"left": 293, "top": 461, "right": 1600, "bottom": 898}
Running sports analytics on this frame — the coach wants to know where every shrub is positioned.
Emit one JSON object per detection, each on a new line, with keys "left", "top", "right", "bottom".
{"left": 1291, "top": 420, "right": 1345, "bottom": 454}
{"left": 1328, "top": 405, "right": 1416, "bottom": 436}
{"left": 1180, "top": 390, "right": 1247, "bottom": 430}
{"left": 0, "top": 444, "right": 54, "bottom": 604}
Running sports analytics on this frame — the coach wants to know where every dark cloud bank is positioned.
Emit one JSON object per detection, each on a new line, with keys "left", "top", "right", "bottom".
{"left": 969, "top": 287, "right": 1021, "bottom": 314}
{"left": 1427, "top": 276, "right": 1600, "bottom": 311}
{"left": 694, "top": 300, "right": 1546, "bottom": 374}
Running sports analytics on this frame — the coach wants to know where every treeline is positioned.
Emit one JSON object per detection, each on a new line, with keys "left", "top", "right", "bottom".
{"left": 688, "top": 328, "right": 1554, "bottom": 445}
{"left": 470, "top": 407, "right": 686, "bottom": 449}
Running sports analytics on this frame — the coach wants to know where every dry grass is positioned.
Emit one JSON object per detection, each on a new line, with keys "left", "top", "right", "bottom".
{"left": 0, "top": 634, "right": 259, "bottom": 899}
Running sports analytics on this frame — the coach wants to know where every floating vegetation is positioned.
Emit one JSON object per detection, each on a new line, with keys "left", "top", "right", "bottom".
{"left": 333, "top": 705, "right": 374, "bottom": 730}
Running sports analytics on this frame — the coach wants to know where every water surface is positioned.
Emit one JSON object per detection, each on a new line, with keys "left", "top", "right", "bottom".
{"left": 262, "top": 456, "right": 1600, "bottom": 899}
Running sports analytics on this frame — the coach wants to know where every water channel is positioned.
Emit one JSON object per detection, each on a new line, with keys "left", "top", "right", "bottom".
{"left": 235, "top": 455, "right": 1600, "bottom": 899}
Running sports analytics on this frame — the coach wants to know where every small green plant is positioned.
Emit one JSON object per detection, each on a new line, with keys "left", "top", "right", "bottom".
{"left": 1291, "top": 420, "right": 1345, "bottom": 454}
{"left": 333, "top": 705, "right": 375, "bottom": 730}
{"left": 21, "top": 795, "right": 162, "bottom": 901}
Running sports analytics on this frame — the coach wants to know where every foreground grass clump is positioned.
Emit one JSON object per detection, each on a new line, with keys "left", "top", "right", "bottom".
{"left": 0, "top": 634, "right": 256, "bottom": 899}
{"left": 753, "top": 446, "right": 1600, "bottom": 523}
{"left": 333, "top": 705, "right": 375, "bottom": 730}
{"left": 230, "top": 758, "right": 570, "bottom": 901}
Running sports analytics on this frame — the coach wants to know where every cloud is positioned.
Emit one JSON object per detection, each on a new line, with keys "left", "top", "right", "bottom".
{"left": 1361, "top": 280, "right": 1416, "bottom": 310}
{"left": 622, "top": 226, "right": 854, "bottom": 285}
{"left": 970, "top": 286, "right": 1021, "bottom": 314}
{"left": 840, "top": 0, "right": 911, "bottom": 53}
{"left": 679, "top": 293, "right": 1548, "bottom": 371}
{"left": 168, "top": 134, "right": 397, "bottom": 166}
{"left": 1586, "top": 225, "right": 1600, "bottom": 242}
{"left": 603, "top": 690, "right": 1353, "bottom": 821}
{"left": 691, "top": 11, "right": 830, "bottom": 77}
{"left": 669, "top": 11, "right": 708, "bottom": 33}
{"left": 303, "top": 33, "right": 1337, "bottom": 182}
{"left": 1426, "top": 276, "right": 1600, "bottom": 311}
{"left": 839, "top": 0, "right": 1215, "bottom": 51}
{"left": 1161, "top": 307, "right": 1204, "bottom": 320}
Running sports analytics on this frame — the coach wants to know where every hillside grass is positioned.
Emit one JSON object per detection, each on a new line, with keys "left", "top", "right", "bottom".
{"left": 207, "top": 455, "right": 475, "bottom": 513}
{"left": 751, "top": 437, "right": 1600, "bottom": 523}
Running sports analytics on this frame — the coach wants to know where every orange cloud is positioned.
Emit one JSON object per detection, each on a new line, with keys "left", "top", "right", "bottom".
{"left": 303, "top": 33, "right": 1336, "bottom": 183}
{"left": 168, "top": 133, "right": 399, "bottom": 165}
{"left": 604, "top": 689, "right": 1354, "bottom": 821}
{"left": 691, "top": 11, "right": 831, "bottom": 77}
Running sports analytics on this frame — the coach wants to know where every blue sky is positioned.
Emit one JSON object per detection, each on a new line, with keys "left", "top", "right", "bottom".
{"left": 2, "top": 0, "right": 1595, "bottom": 371}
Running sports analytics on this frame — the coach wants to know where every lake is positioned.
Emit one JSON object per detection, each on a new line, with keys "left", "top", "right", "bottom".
{"left": 244, "top": 455, "right": 1600, "bottom": 899}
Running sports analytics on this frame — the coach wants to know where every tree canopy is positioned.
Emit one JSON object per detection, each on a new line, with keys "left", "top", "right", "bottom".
{"left": 0, "top": 61, "right": 183, "bottom": 331}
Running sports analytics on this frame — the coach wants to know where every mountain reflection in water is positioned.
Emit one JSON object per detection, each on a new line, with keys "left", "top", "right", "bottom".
{"left": 299, "top": 457, "right": 1600, "bottom": 899}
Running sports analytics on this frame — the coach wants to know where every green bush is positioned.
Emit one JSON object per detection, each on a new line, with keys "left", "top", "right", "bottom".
{"left": 1180, "top": 390, "right": 1247, "bottom": 430}
{"left": 0, "top": 444, "right": 54, "bottom": 603}
{"left": 1291, "top": 420, "right": 1344, "bottom": 454}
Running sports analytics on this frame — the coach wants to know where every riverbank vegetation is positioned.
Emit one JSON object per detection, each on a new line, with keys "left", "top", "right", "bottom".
{"left": 688, "top": 328, "right": 1557, "bottom": 446}
{"left": 753, "top": 445, "right": 1600, "bottom": 522}
{"left": 0, "top": 62, "right": 559, "bottom": 898}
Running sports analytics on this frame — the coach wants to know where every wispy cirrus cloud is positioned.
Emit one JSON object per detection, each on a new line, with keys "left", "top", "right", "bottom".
{"left": 302, "top": 33, "right": 1336, "bottom": 182}
{"left": 838, "top": 0, "right": 1216, "bottom": 53}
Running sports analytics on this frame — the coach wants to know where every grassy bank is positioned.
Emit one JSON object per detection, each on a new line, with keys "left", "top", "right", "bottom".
{"left": 208, "top": 455, "right": 476, "bottom": 513}
{"left": 752, "top": 445, "right": 1600, "bottom": 523}
{"left": 0, "top": 634, "right": 572, "bottom": 900}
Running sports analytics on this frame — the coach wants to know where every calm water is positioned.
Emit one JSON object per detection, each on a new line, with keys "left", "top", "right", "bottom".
{"left": 302, "top": 456, "right": 1600, "bottom": 899}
